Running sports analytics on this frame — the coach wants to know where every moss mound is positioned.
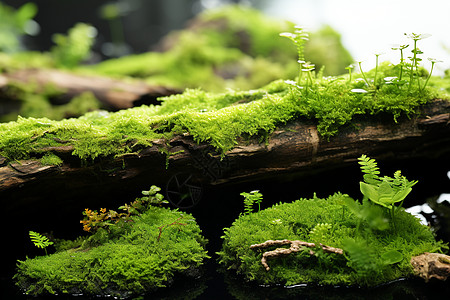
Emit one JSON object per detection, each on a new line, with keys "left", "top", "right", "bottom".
{"left": 14, "top": 206, "right": 209, "bottom": 297}
{"left": 218, "top": 193, "right": 445, "bottom": 287}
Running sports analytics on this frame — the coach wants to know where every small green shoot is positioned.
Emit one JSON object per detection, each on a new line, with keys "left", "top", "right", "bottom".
{"left": 357, "top": 155, "right": 418, "bottom": 230}
{"left": 29, "top": 231, "right": 53, "bottom": 255}
{"left": 241, "top": 190, "right": 263, "bottom": 215}
{"left": 280, "top": 26, "right": 309, "bottom": 86}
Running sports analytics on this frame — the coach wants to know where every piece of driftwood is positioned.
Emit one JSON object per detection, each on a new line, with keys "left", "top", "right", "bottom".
{"left": 0, "top": 68, "right": 180, "bottom": 111}
{"left": 250, "top": 239, "right": 344, "bottom": 271}
{"left": 411, "top": 252, "right": 450, "bottom": 282}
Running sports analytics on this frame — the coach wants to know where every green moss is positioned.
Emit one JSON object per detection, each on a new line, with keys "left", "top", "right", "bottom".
{"left": 14, "top": 206, "right": 208, "bottom": 297}
{"left": 0, "top": 61, "right": 447, "bottom": 164}
{"left": 217, "top": 193, "right": 445, "bottom": 287}
{"left": 90, "top": 5, "right": 351, "bottom": 91}
{"left": 39, "top": 153, "right": 63, "bottom": 166}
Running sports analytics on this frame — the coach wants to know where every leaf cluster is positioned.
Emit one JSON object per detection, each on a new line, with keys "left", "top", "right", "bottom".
{"left": 240, "top": 190, "right": 263, "bottom": 215}
{"left": 358, "top": 154, "right": 417, "bottom": 210}
{"left": 29, "top": 231, "right": 53, "bottom": 253}
{"left": 80, "top": 185, "right": 167, "bottom": 233}
{"left": 51, "top": 23, "right": 95, "bottom": 68}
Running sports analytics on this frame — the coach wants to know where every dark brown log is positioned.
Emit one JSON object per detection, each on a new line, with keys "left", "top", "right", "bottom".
{"left": 0, "top": 68, "right": 180, "bottom": 110}
{"left": 0, "top": 99, "right": 449, "bottom": 210}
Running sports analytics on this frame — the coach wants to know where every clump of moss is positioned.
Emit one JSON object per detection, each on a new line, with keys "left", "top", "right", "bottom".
{"left": 217, "top": 192, "right": 445, "bottom": 287}
{"left": 14, "top": 204, "right": 208, "bottom": 297}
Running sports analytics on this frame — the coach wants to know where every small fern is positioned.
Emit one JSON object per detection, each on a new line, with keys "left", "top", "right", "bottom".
{"left": 357, "top": 154, "right": 380, "bottom": 185}
{"left": 241, "top": 190, "right": 263, "bottom": 215}
{"left": 309, "top": 223, "right": 332, "bottom": 244}
{"left": 29, "top": 231, "right": 53, "bottom": 255}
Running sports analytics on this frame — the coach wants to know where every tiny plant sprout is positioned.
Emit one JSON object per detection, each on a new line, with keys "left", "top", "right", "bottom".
{"left": 357, "top": 61, "right": 371, "bottom": 87}
{"left": 405, "top": 33, "right": 431, "bottom": 91}
{"left": 280, "top": 26, "right": 309, "bottom": 85}
{"left": 345, "top": 64, "right": 354, "bottom": 83}
{"left": 373, "top": 52, "right": 385, "bottom": 88}
{"left": 391, "top": 44, "right": 409, "bottom": 81}
{"left": 422, "top": 57, "right": 443, "bottom": 90}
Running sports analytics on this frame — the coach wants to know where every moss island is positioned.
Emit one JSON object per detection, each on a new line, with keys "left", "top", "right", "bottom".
{"left": 14, "top": 187, "right": 209, "bottom": 297}
{"left": 217, "top": 156, "right": 447, "bottom": 287}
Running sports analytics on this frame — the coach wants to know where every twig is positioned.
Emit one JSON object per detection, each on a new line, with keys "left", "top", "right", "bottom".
{"left": 250, "top": 239, "right": 343, "bottom": 271}
{"left": 157, "top": 217, "right": 186, "bottom": 242}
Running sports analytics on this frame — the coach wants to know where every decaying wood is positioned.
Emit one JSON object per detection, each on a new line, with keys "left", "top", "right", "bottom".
{"left": 0, "top": 68, "right": 180, "bottom": 110}
{"left": 411, "top": 252, "right": 450, "bottom": 282}
{"left": 250, "top": 239, "right": 344, "bottom": 271}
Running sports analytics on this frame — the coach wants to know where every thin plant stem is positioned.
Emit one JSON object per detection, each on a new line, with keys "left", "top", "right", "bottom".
{"left": 374, "top": 54, "right": 380, "bottom": 88}
{"left": 399, "top": 48, "right": 404, "bottom": 81}
{"left": 408, "top": 39, "right": 418, "bottom": 92}
{"left": 422, "top": 61, "right": 435, "bottom": 92}
{"left": 358, "top": 62, "right": 371, "bottom": 87}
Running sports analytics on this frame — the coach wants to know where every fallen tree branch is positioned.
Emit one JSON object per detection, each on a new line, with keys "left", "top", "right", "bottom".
{"left": 250, "top": 239, "right": 344, "bottom": 271}
{"left": 0, "top": 68, "right": 180, "bottom": 110}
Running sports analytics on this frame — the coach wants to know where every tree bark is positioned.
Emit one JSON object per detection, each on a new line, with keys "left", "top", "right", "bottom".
{"left": 0, "top": 99, "right": 449, "bottom": 208}
{"left": 0, "top": 68, "right": 180, "bottom": 111}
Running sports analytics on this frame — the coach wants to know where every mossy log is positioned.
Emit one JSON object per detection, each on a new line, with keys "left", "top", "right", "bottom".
{"left": 0, "top": 68, "right": 180, "bottom": 110}
{"left": 0, "top": 99, "right": 449, "bottom": 207}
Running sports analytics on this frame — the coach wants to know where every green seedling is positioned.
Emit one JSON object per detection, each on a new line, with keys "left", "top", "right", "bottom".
{"left": 280, "top": 26, "right": 309, "bottom": 86}
{"left": 391, "top": 44, "right": 409, "bottom": 81}
{"left": 358, "top": 155, "right": 417, "bottom": 230}
{"left": 29, "top": 231, "right": 53, "bottom": 255}
{"left": 357, "top": 61, "right": 371, "bottom": 87}
{"left": 423, "top": 57, "right": 443, "bottom": 90}
{"left": 405, "top": 33, "right": 431, "bottom": 92}
{"left": 345, "top": 64, "right": 354, "bottom": 83}
{"left": 373, "top": 52, "right": 384, "bottom": 88}
{"left": 241, "top": 190, "right": 263, "bottom": 215}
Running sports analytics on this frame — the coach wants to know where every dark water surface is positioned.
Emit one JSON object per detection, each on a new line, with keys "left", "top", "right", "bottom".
{"left": 2, "top": 158, "right": 449, "bottom": 299}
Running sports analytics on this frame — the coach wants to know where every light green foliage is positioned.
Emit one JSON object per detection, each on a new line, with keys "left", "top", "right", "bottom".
{"left": 218, "top": 192, "right": 445, "bottom": 287}
{"left": 91, "top": 5, "right": 352, "bottom": 92}
{"left": 39, "top": 153, "right": 63, "bottom": 166}
{"left": 51, "top": 23, "right": 96, "bottom": 68}
{"left": 241, "top": 190, "right": 263, "bottom": 215}
{"left": 0, "top": 3, "right": 37, "bottom": 52}
{"left": 309, "top": 223, "right": 333, "bottom": 244}
{"left": 358, "top": 155, "right": 417, "bottom": 228}
{"left": 15, "top": 206, "right": 208, "bottom": 297}
{"left": 29, "top": 231, "right": 53, "bottom": 255}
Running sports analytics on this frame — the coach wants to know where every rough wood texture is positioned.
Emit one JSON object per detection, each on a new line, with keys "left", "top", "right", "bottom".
{"left": 250, "top": 239, "right": 344, "bottom": 271}
{"left": 0, "top": 99, "right": 449, "bottom": 207}
{"left": 411, "top": 252, "right": 450, "bottom": 282}
{"left": 0, "top": 68, "right": 180, "bottom": 110}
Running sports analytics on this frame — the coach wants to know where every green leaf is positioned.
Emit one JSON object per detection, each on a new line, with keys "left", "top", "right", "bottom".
{"left": 360, "top": 182, "right": 381, "bottom": 204}
{"left": 381, "top": 250, "right": 403, "bottom": 265}
{"left": 29, "top": 231, "right": 53, "bottom": 249}
{"left": 392, "top": 187, "right": 412, "bottom": 203}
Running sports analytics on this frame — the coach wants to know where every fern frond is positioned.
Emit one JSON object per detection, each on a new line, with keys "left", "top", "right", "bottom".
{"left": 29, "top": 231, "right": 53, "bottom": 249}
{"left": 358, "top": 155, "right": 380, "bottom": 185}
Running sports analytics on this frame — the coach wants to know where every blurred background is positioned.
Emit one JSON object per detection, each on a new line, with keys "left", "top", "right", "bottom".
{"left": 2, "top": 0, "right": 449, "bottom": 74}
